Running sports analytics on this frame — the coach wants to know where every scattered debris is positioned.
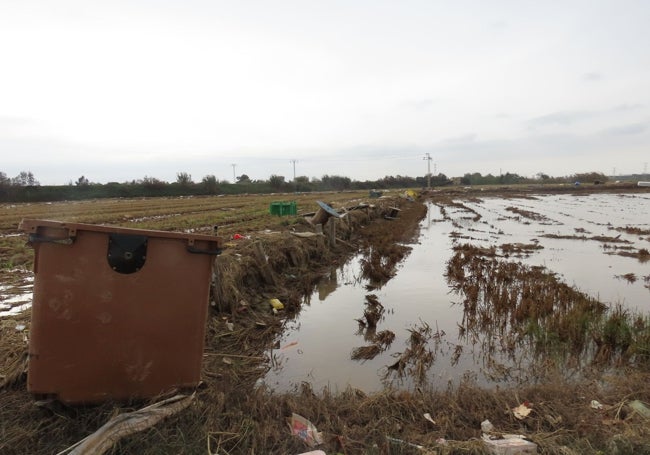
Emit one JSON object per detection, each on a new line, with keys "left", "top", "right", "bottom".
{"left": 386, "top": 435, "right": 424, "bottom": 450}
{"left": 281, "top": 341, "right": 299, "bottom": 351}
{"left": 66, "top": 393, "right": 195, "bottom": 455}
{"left": 480, "top": 419, "right": 536, "bottom": 453}
{"left": 269, "top": 201, "right": 297, "bottom": 217}
{"left": 629, "top": 399, "right": 650, "bottom": 418}
{"left": 310, "top": 201, "right": 343, "bottom": 226}
{"left": 290, "top": 231, "right": 324, "bottom": 238}
{"left": 403, "top": 189, "right": 417, "bottom": 200}
{"left": 3, "top": 188, "right": 650, "bottom": 454}
{"left": 269, "top": 298, "right": 285, "bottom": 311}
{"left": 288, "top": 413, "right": 323, "bottom": 448}
{"left": 481, "top": 419, "right": 495, "bottom": 433}
{"left": 423, "top": 412, "right": 436, "bottom": 425}
{"left": 512, "top": 402, "right": 532, "bottom": 420}
{"left": 590, "top": 400, "right": 604, "bottom": 410}
{"left": 482, "top": 433, "right": 538, "bottom": 454}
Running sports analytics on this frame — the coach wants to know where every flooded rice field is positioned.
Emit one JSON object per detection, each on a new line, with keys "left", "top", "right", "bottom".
{"left": 0, "top": 269, "right": 33, "bottom": 318}
{"left": 264, "top": 192, "right": 650, "bottom": 393}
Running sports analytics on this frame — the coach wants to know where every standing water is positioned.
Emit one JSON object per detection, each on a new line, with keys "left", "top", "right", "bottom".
{"left": 263, "top": 192, "right": 650, "bottom": 393}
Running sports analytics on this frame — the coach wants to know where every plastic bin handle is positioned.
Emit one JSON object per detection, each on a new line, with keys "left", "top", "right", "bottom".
{"left": 186, "top": 245, "right": 222, "bottom": 255}
{"left": 28, "top": 233, "right": 75, "bottom": 245}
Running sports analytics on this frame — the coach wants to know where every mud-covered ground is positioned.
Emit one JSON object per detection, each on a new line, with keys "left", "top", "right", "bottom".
{"left": 1, "top": 184, "right": 649, "bottom": 454}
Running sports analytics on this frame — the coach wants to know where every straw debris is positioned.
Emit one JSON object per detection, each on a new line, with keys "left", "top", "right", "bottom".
{"left": 1, "top": 189, "right": 650, "bottom": 454}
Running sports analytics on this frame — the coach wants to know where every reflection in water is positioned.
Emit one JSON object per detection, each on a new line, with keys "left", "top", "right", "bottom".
{"left": 351, "top": 294, "right": 394, "bottom": 361}
{"left": 446, "top": 244, "right": 610, "bottom": 381}
{"left": 317, "top": 268, "right": 338, "bottom": 301}
{"left": 381, "top": 320, "right": 444, "bottom": 385}
{"left": 264, "top": 194, "right": 650, "bottom": 393}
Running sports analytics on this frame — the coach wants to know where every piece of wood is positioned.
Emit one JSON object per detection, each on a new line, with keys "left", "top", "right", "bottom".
{"left": 328, "top": 219, "right": 337, "bottom": 248}
{"left": 310, "top": 201, "right": 343, "bottom": 225}
{"left": 67, "top": 394, "right": 194, "bottom": 455}
{"left": 290, "top": 231, "right": 323, "bottom": 238}
{"left": 310, "top": 207, "right": 329, "bottom": 225}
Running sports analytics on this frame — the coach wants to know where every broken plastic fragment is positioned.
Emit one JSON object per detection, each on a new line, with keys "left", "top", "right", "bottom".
{"left": 629, "top": 400, "right": 650, "bottom": 418}
{"left": 423, "top": 412, "right": 436, "bottom": 425}
{"left": 512, "top": 402, "right": 532, "bottom": 420}
{"left": 269, "top": 298, "right": 284, "bottom": 310}
{"left": 481, "top": 419, "right": 494, "bottom": 433}
{"left": 482, "top": 434, "right": 537, "bottom": 454}
{"left": 590, "top": 400, "right": 603, "bottom": 410}
{"left": 281, "top": 340, "right": 299, "bottom": 350}
{"left": 288, "top": 413, "right": 323, "bottom": 447}
{"left": 386, "top": 436, "right": 424, "bottom": 450}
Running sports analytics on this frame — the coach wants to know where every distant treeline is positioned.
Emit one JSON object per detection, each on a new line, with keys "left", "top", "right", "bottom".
{"left": 0, "top": 169, "right": 633, "bottom": 203}
{"left": 0, "top": 172, "right": 453, "bottom": 202}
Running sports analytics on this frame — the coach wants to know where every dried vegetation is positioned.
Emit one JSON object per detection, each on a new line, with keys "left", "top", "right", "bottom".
{"left": 1, "top": 187, "right": 650, "bottom": 454}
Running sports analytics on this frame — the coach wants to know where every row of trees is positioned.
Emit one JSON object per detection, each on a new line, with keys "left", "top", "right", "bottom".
{"left": 0, "top": 169, "right": 615, "bottom": 202}
{"left": 458, "top": 171, "right": 612, "bottom": 186}
{"left": 0, "top": 170, "right": 454, "bottom": 202}
{"left": 0, "top": 171, "right": 39, "bottom": 187}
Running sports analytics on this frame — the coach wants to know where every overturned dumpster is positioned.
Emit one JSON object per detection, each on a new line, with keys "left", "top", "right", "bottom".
{"left": 19, "top": 219, "right": 222, "bottom": 404}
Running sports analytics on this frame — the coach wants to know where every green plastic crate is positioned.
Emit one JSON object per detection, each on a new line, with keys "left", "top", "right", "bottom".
{"left": 269, "top": 201, "right": 297, "bottom": 216}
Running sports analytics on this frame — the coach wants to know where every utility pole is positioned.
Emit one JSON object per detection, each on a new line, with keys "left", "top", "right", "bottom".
{"left": 423, "top": 153, "right": 432, "bottom": 188}
{"left": 231, "top": 163, "right": 237, "bottom": 183}
{"left": 290, "top": 159, "right": 297, "bottom": 182}
{"left": 290, "top": 159, "right": 298, "bottom": 192}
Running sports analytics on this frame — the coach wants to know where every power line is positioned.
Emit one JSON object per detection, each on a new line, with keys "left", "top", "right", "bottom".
{"left": 216, "top": 154, "right": 423, "bottom": 164}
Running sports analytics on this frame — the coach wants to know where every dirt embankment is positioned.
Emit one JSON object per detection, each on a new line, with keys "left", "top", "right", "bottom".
{"left": 1, "top": 190, "right": 649, "bottom": 454}
{"left": 1, "top": 196, "right": 429, "bottom": 454}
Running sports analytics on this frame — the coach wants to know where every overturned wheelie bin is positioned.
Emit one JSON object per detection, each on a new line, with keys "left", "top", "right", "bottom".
{"left": 19, "top": 219, "right": 222, "bottom": 404}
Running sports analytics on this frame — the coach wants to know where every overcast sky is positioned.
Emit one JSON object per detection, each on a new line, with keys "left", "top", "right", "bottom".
{"left": 1, "top": 1, "right": 649, "bottom": 185}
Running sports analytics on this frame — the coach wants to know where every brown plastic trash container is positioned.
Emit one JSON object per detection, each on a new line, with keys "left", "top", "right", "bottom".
{"left": 19, "top": 219, "right": 222, "bottom": 403}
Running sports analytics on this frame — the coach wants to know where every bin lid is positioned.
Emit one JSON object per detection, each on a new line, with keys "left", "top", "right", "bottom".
{"left": 316, "top": 201, "right": 342, "bottom": 218}
{"left": 19, "top": 218, "right": 223, "bottom": 245}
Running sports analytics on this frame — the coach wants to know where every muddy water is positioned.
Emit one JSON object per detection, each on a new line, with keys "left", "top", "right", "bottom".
{"left": 263, "top": 192, "right": 650, "bottom": 393}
